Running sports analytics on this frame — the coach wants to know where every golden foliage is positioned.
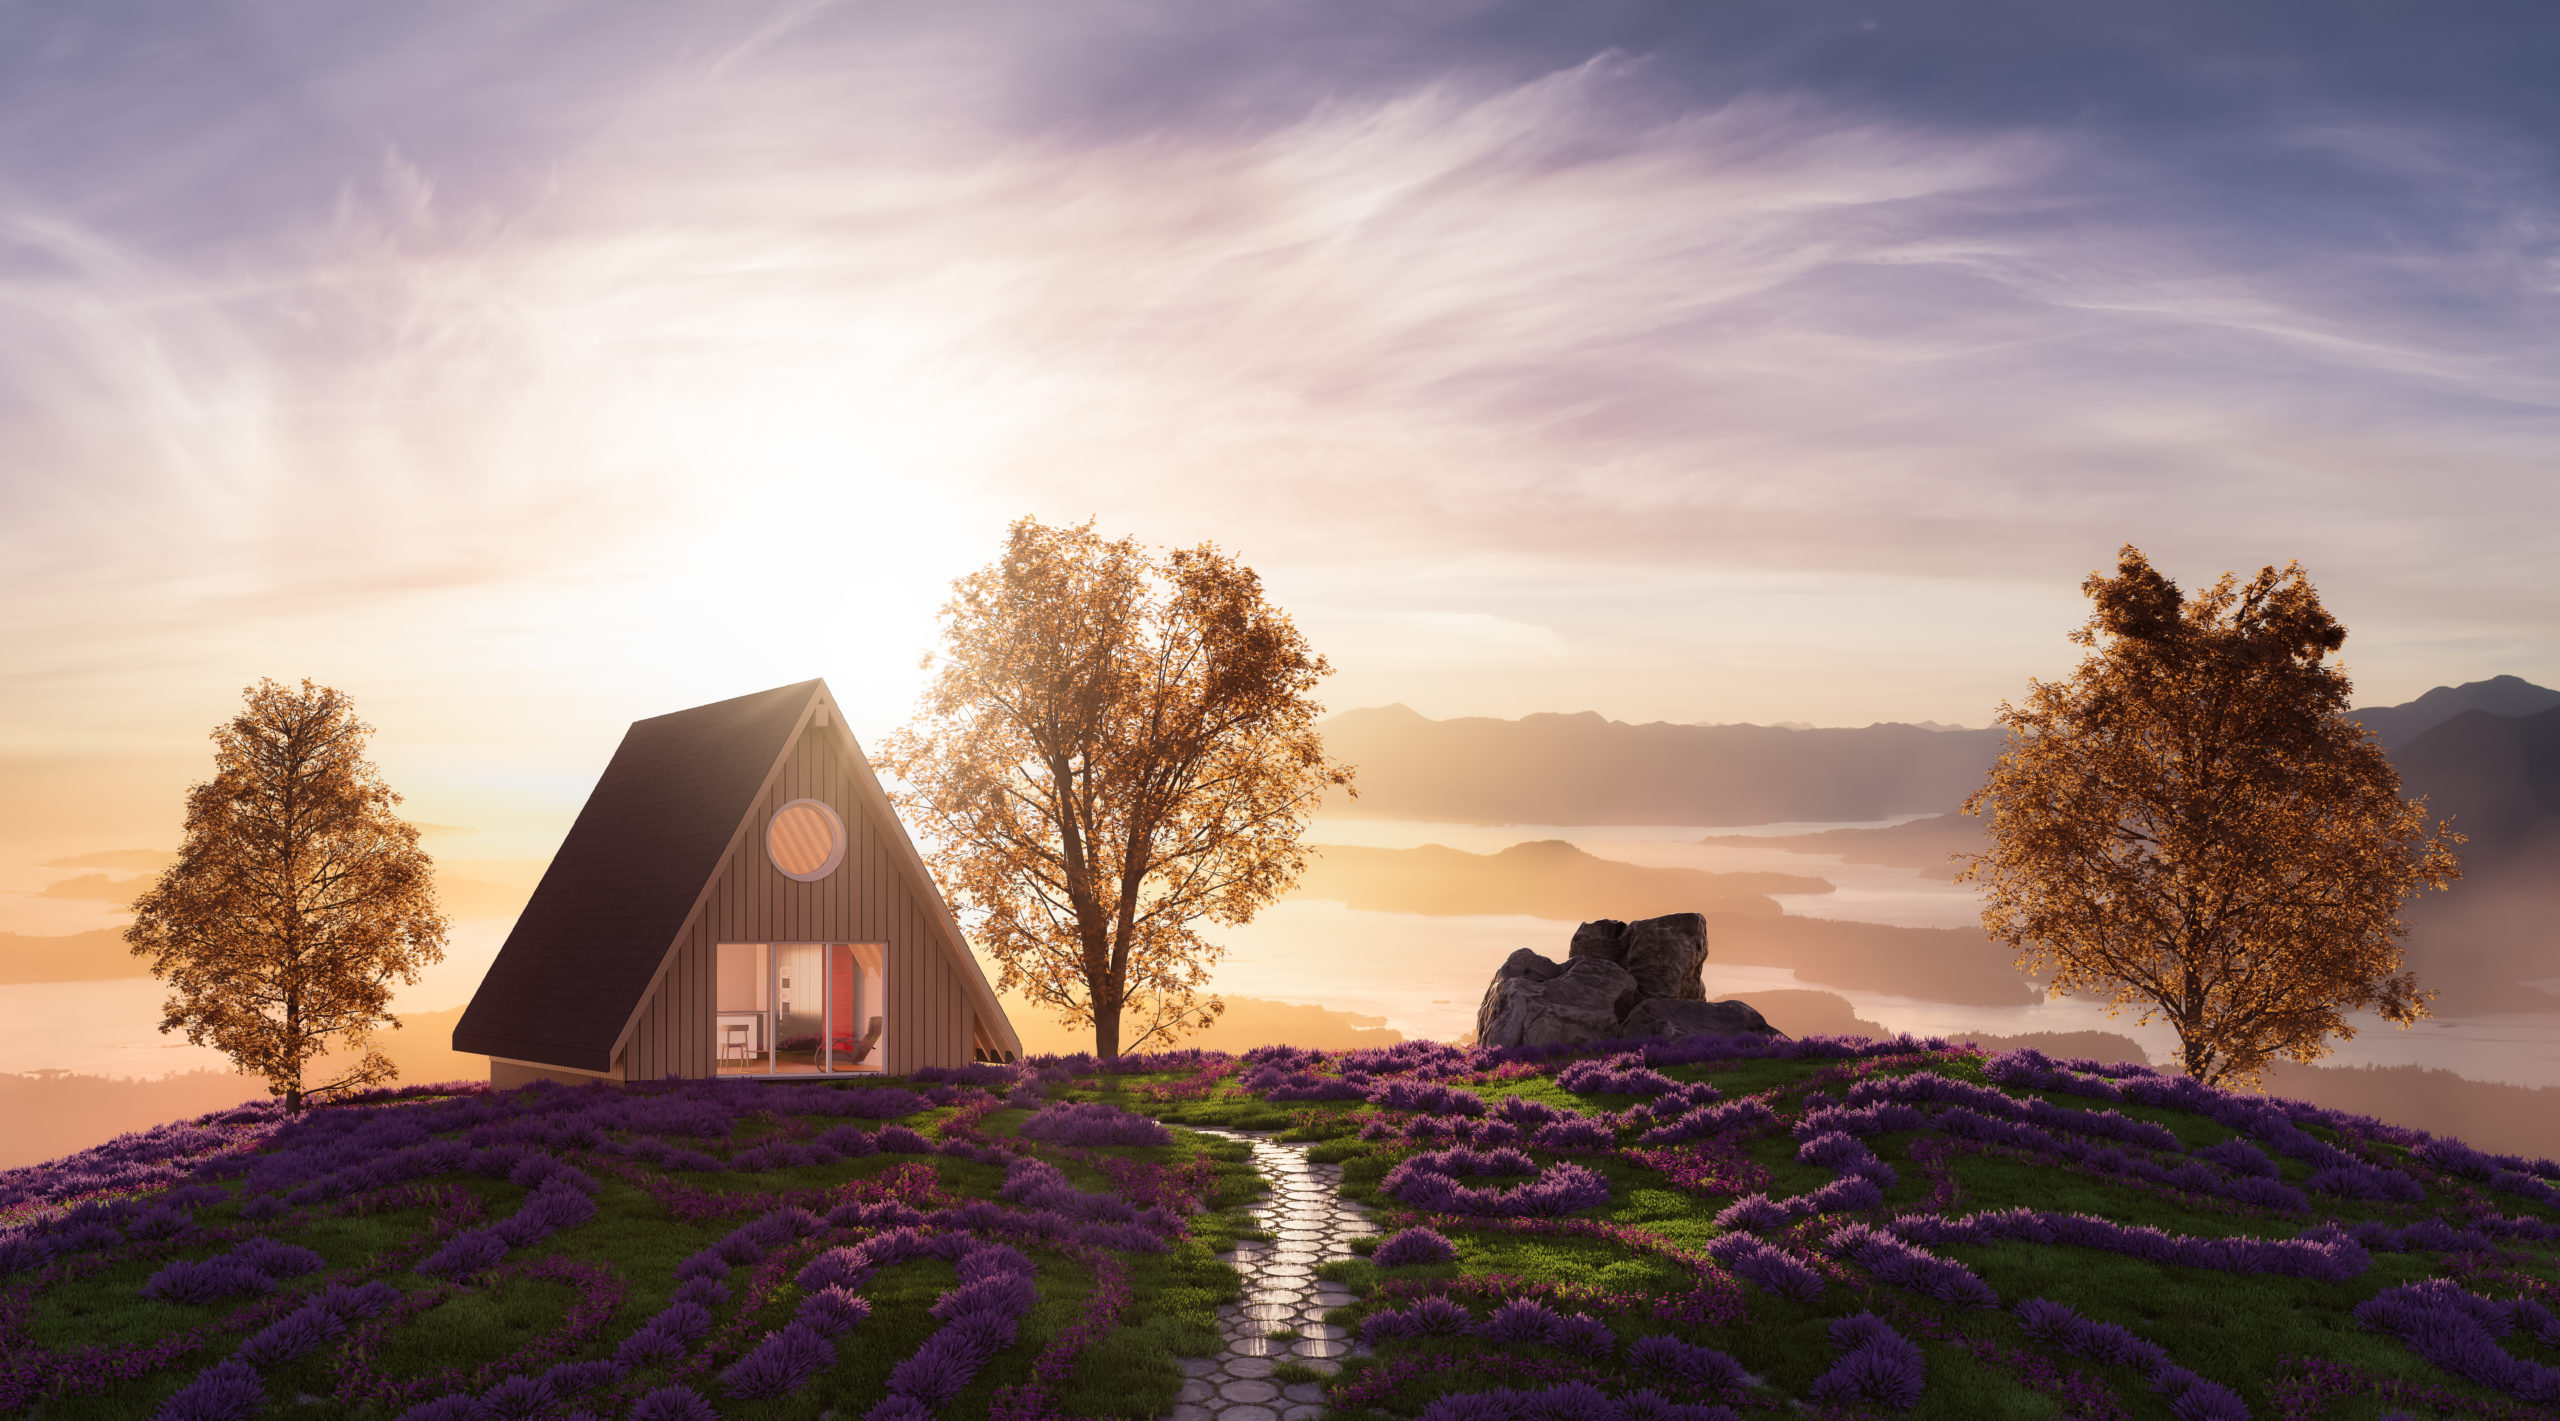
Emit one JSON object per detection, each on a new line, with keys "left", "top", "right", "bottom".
{"left": 1959, "top": 548, "right": 2461, "bottom": 1087}
{"left": 125, "top": 680, "right": 449, "bottom": 1112}
{"left": 879, "top": 519, "right": 1353, "bottom": 1057}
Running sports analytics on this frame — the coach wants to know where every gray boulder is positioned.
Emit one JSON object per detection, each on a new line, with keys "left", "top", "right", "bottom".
{"left": 1567, "top": 919, "right": 1628, "bottom": 964}
{"left": 1475, "top": 910, "right": 1778, "bottom": 1049}
{"left": 1491, "top": 947, "right": 1567, "bottom": 986}
{"left": 1476, "top": 954, "right": 1640, "bottom": 1049}
{"left": 1618, "top": 996, "right": 1781, "bottom": 1041}
{"left": 1619, "top": 913, "right": 1709, "bottom": 1000}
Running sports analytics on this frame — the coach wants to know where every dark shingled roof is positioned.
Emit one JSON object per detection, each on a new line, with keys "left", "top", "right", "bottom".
{"left": 453, "top": 680, "right": 818, "bottom": 1072}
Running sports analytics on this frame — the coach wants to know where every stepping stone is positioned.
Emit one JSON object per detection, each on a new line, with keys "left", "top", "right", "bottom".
{"left": 1293, "top": 1339, "right": 1350, "bottom": 1359}
{"left": 1219, "top": 1379, "right": 1282, "bottom": 1404}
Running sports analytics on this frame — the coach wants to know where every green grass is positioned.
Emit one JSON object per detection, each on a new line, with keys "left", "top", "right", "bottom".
{"left": 11, "top": 1045, "right": 2560, "bottom": 1420}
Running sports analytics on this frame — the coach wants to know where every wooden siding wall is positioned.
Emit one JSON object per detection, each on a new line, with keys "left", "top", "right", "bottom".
{"left": 622, "top": 723, "right": 978, "bottom": 1080}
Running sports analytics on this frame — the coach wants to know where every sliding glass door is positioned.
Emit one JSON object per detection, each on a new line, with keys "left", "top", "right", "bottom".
{"left": 714, "top": 942, "right": 885, "bottom": 1075}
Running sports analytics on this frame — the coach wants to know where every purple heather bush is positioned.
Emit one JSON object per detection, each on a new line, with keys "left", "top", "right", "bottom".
{"left": 153, "top": 1359, "right": 267, "bottom": 1421}
{"left": 1712, "top": 1194, "right": 1793, "bottom": 1232}
{"left": 1796, "top": 1103, "right": 1928, "bottom": 1139}
{"left": 999, "top": 1157, "right": 1155, "bottom": 1226}
{"left": 1372, "top": 1227, "right": 1459, "bottom": 1266}
{"left": 1825, "top": 1224, "right": 1998, "bottom": 1307}
{"left": 629, "top": 1386, "right": 720, "bottom": 1421}
{"left": 957, "top": 1242, "right": 1035, "bottom": 1282}
{"left": 2306, "top": 1162, "right": 2426, "bottom": 1203}
{"left": 391, "top": 1394, "right": 491, "bottom": 1421}
{"left": 720, "top": 1319, "right": 838, "bottom": 1399}
{"left": 866, "top": 1395, "right": 935, "bottom": 1421}
{"left": 1623, "top": 1081, "right": 1726, "bottom": 1125}
{"left": 1892, "top": 1208, "right": 2369, "bottom": 1282}
{"left": 615, "top": 1326, "right": 686, "bottom": 1370}
{"left": 478, "top": 1374, "right": 557, "bottom": 1421}
{"left": 420, "top": 1228, "right": 510, "bottom": 1279}
{"left": 1547, "top": 1311, "right": 1618, "bottom": 1358}
{"left": 314, "top": 1280, "right": 401, "bottom": 1321}
{"left": 1705, "top": 1232, "right": 1826, "bottom": 1301}
{"left": 1633, "top": 1099, "right": 1776, "bottom": 1147}
{"left": 537, "top": 1359, "right": 625, "bottom": 1398}
{"left": 1627, "top": 1333, "right": 1750, "bottom": 1390}
{"left": 2354, "top": 1279, "right": 2560, "bottom": 1403}
{"left": 1476, "top": 1297, "right": 1563, "bottom": 1344}
{"left": 800, "top": 1283, "right": 872, "bottom": 1337}
{"left": 671, "top": 1276, "right": 731, "bottom": 1309}
{"left": 1416, "top": 1384, "right": 1741, "bottom": 1421}
{"left": 1368, "top": 1078, "right": 1493, "bottom": 1116}
{"left": 797, "top": 1246, "right": 873, "bottom": 1295}
{"left": 676, "top": 1248, "right": 730, "bottom": 1283}
{"left": 127, "top": 1202, "right": 192, "bottom": 1241}
{"left": 233, "top": 1300, "right": 346, "bottom": 1370}
{"left": 1531, "top": 1118, "right": 1616, "bottom": 1153}
{"left": 1382, "top": 1149, "right": 1612, "bottom": 1217}
{"left": 142, "top": 1257, "right": 274, "bottom": 1305}
{"left": 648, "top": 1300, "right": 716, "bottom": 1350}
{"left": 1254, "top": 1070, "right": 1370, "bottom": 1102}
{"left": 930, "top": 1271, "right": 1039, "bottom": 1321}
{"left": 811, "top": 1123, "right": 882, "bottom": 1157}
{"left": 1020, "top": 1100, "right": 1174, "bottom": 1147}
{"left": 1365, "top": 1295, "right": 1475, "bottom": 1342}
{"left": 1492, "top": 1095, "right": 1567, "bottom": 1127}
{"left": 2013, "top": 1298, "right": 2173, "bottom": 1375}
{"left": 1555, "top": 1057, "right": 1678, "bottom": 1097}
{"left": 1809, "top": 1312, "right": 1924, "bottom": 1411}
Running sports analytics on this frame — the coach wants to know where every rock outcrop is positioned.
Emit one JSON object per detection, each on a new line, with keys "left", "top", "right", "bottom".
{"left": 1475, "top": 912, "right": 1781, "bottom": 1049}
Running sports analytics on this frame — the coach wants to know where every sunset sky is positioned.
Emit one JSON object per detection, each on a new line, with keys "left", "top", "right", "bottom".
{"left": 6, "top": 2, "right": 2558, "bottom": 914}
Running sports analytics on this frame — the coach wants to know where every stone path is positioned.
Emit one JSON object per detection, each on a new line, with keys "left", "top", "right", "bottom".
{"left": 1172, "top": 1129, "right": 1380, "bottom": 1421}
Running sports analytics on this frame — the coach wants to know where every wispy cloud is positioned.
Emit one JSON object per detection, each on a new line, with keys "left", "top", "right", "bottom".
{"left": 0, "top": 0, "right": 2553, "bottom": 760}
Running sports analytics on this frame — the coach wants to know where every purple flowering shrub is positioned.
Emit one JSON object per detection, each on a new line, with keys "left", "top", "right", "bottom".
{"left": 17, "top": 1021, "right": 2560, "bottom": 1420}
{"left": 1372, "top": 1226, "right": 1460, "bottom": 1265}
{"left": 1019, "top": 1100, "right": 1175, "bottom": 1147}
{"left": 1381, "top": 1147, "right": 1613, "bottom": 1217}
{"left": 1809, "top": 1313, "right": 1924, "bottom": 1411}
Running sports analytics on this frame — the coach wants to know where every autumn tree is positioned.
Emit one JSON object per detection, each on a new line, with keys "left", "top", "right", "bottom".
{"left": 1958, "top": 547, "right": 2462, "bottom": 1087}
{"left": 126, "top": 680, "right": 448, "bottom": 1113}
{"left": 880, "top": 518, "right": 1353, "bottom": 1057}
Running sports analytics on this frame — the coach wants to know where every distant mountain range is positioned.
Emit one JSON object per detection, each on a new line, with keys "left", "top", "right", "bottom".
{"left": 1316, "top": 705, "right": 2003, "bottom": 826}
{"left": 1319, "top": 677, "right": 2560, "bottom": 828}
{"left": 2348, "top": 674, "right": 2560, "bottom": 750}
{"left": 1307, "top": 678, "right": 2560, "bottom": 1017}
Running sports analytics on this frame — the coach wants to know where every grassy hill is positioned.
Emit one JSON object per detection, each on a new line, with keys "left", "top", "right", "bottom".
{"left": 2, "top": 1032, "right": 2557, "bottom": 1419}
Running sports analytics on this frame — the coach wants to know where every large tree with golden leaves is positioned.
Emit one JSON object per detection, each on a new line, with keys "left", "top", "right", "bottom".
{"left": 127, "top": 680, "right": 447, "bottom": 1113}
{"left": 881, "top": 519, "right": 1353, "bottom": 1057}
{"left": 1959, "top": 547, "right": 2462, "bottom": 1087}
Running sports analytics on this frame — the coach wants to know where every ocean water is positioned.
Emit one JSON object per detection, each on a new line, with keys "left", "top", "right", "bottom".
{"left": 15, "top": 819, "right": 2560, "bottom": 1092}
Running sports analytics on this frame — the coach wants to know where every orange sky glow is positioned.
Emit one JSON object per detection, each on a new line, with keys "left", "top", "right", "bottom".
{"left": 5, "top": 6, "right": 2557, "bottom": 1034}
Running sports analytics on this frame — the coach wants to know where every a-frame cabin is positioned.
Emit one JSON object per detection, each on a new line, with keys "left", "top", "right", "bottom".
{"left": 454, "top": 679, "right": 1021, "bottom": 1087}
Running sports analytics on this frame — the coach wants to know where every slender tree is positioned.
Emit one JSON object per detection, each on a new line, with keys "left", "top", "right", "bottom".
{"left": 881, "top": 518, "right": 1354, "bottom": 1057}
{"left": 1959, "top": 547, "right": 2462, "bottom": 1087}
{"left": 126, "top": 680, "right": 447, "bottom": 1112}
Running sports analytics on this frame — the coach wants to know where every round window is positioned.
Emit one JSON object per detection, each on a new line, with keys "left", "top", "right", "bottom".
{"left": 767, "top": 799, "right": 846, "bottom": 881}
